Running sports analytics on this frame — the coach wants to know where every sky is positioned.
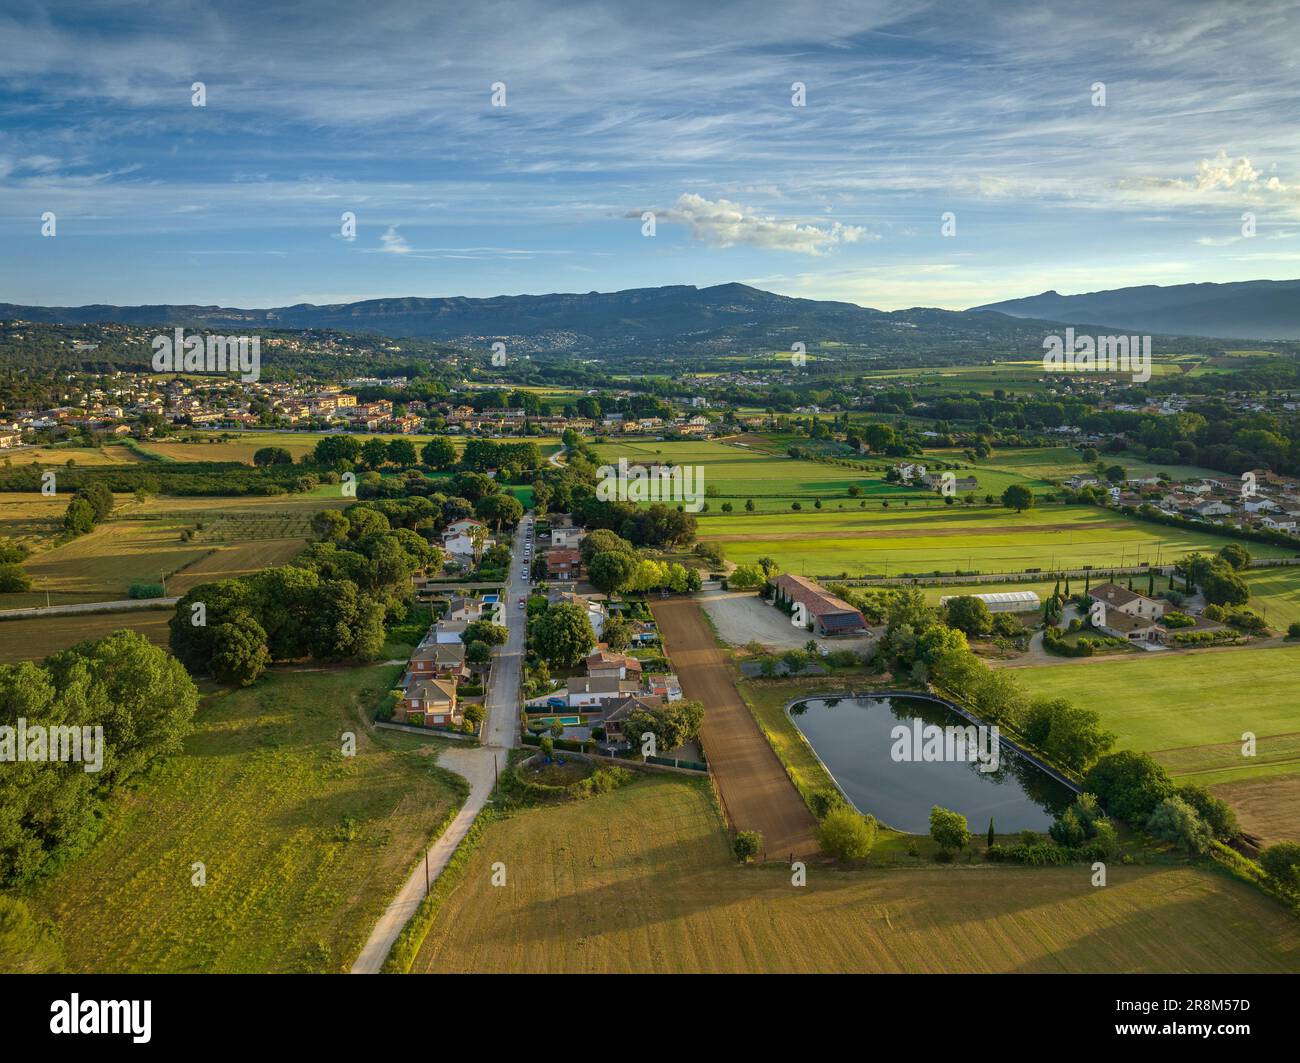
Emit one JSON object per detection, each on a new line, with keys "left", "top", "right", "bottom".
{"left": 1, "top": 0, "right": 1298, "bottom": 311}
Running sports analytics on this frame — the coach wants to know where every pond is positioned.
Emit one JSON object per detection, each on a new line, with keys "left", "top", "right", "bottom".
{"left": 788, "top": 694, "right": 1074, "bottom": 833}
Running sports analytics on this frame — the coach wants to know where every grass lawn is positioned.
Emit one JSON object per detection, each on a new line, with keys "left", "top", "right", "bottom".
{"left": 14, "top": 665, "right": 468, "bottom": 972}
{"left": 407, "top": 772, "right": 1300, "bottom": 973}
{"left": 694, "top": 504, "right": 1289, "bottom": 578}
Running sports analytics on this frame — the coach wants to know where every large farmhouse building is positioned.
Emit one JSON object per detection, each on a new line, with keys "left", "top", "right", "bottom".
{"left": 771, "top": 574, "right": 867, "bottom": 636}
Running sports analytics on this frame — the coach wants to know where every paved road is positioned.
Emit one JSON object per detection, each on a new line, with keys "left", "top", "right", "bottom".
{"left": 349, "top": 744, "right": 501, "bottom": 973}
{"left": 0, "top": 597, "right": 179, "bottom": 620}
{"left": 651, "top": 597, "right": 819, "bottom": 860}
{"left": 482, "top": 517, "right": 529, "bottom": 749}
{"left": 351, "top": 515, "right": 529, "bottom": 973}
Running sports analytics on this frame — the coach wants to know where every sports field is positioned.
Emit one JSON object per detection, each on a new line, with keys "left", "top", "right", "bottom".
{"left": 15, "top": 665, "right": 467, "bottom": 973}
{"left": 1013, "top": 644, "right": 1300, "bottom": 844}
{"left": 695, "top": 505, "right": 1289, "bottom": 578}
{"left": 407, "top": 772, "right": 1300, "bottom": 974}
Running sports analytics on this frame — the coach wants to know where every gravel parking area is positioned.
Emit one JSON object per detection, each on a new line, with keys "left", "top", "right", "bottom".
{"left": 698, "top": 589, "right": 877, "bottom": 654}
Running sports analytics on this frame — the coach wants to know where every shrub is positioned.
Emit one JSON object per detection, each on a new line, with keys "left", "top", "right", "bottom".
{"left": 733, "top": 830, "right": 763, "bottom": 863}
{"left": 1260, "top": 842, "right": 1300, "bottom": 890}
{"left": 128, "top": 582, "right": 166, "bottom": 599}
{"left": 1084, "top": 751, "right": 1173, "bottom": 823}
{"left": 0, "top": 563, "right": 32, "bottom": 593}
{"left": 809, "top": 788, "right": 846, "bottom": 819}
{"left": 817, "top": 808, "right": 877, "bottom": 860}
{"left": 929, "top": 806, "right": 970, "bottom": 851}
{"left": 1145, "top": 796, "right": 1213, "bottom": 854}
{"left": 1289, "top": 622, "right": 1300, "bottom": 639}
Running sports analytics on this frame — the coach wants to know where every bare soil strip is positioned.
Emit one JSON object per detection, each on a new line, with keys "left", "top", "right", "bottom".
{"left": 651, "top": 597, "right": 819, "bottom": 859}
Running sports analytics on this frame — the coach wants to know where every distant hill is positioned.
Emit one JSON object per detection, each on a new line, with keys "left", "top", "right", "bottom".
{"left": 0, "top": 283, "right": 1090, "bottom": 362}
{"left": 973, "top": 279, "right": 1300, "bottom": 341}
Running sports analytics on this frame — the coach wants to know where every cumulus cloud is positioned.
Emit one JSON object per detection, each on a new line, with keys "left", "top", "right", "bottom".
{"left": 644, "top": 193, "right": 872, "bottom": 255}
{"left": 379, "top": 225, "right": 411, "bottom": 254}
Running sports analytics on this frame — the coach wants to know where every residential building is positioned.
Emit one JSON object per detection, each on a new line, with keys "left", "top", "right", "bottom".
{"left": 396, "top": 679, "right": 460, "bottom": 727}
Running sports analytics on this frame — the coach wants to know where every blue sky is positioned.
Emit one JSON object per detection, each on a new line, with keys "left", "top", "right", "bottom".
{"left": 2, "top": 0, "right": 1298, "bottom": 310}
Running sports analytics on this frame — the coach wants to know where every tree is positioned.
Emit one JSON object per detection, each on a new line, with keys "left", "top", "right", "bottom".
{"left": 945, "top": 596, "right": 992, "bottom": 637}
{"left": 465, "top": 639, "right": 492, "bottom": 664}
{"left": 1084, "top": 751, "right": 1173, "bottom": 823}
{"left": 0, "top": 564, "right": 32, "bottom": 593}
{"left": 463, "top": 620, "right": 508, "bottom": 647}
{"left": 1145, "top": 796, "right": 1212, "bottom": 854}
{"left": 312, "top": 435, "right": 362, "bottom": 470}
{"left": 733, "top": 830, "right": 762, "bottom": 863}
{"left": 587, "top": 549, "right": 639, "bottom": 595}
{"left": 1218, "top": 543, "right": 1251, "bottom": 570}
{"left": 62, "top": 496, "right": 96, "bottom": 535}
{"left": 929, "top": 806, "right": 969, "bottom": 852}
{"left": 361, "top": 437, "right": 390, "bottom": 470}
{"left": 311, "top": 509, "right": 350, "bottom": 542}
{"left": 253, "top": 446, "right": 293, "bottom": 467}
{"left": 602, "top": 613, "right": 633, "bottom": 652}
{"left": 387, "top": 438, "right": 418, "bottom": 467}
{"left": 210, "top": 614, "right": 271, "bottom": 687}
{"left": 421, "top": 437, "right": 457, "bottom": 471}
{"left": 987, "top": 819, "right": 995, "bottom": 848}
{"left": 1260, "top": 842, "right": 1300, "bottom": 890}
{"left": 533, "top": 601, "right": 596, "bottom": 667}
{"left": 728, "top": 563, "right": 767, "bottom": 590}
{"left": 1001, "top": 484, "right": 1034, "bottom": 513}
{"left": 1175, "top": 783, "right": 1238, "bottom": 840}
{"left": 77, "top": 482, "right": 114, "bottom": 523}
{"left": 579, "top": 528, "right": 633, "bottom": 564}
{"left": 475, "top": 493, "right": 524, "bottom": 530}
{"left": 817, "top": 808, "right": 877, "bottom": 860}
{"left": 1200, "top": 563, "right": 1249, "bottom": 607}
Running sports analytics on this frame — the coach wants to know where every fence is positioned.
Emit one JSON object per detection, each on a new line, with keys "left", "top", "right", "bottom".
{"left": 825, "top": 555, "right": 1300, "bottom": 588}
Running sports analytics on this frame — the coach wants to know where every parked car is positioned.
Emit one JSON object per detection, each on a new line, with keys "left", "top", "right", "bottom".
{"left": 518, "top": 596, "right": 526, "bottom": 608}
{"left": 546, "top": 697, "right": 567, "bottom": 708}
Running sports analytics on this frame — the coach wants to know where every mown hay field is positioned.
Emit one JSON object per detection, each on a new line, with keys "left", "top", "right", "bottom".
{"left": 409, "top": 773, "right": 1300, "bottom": 974}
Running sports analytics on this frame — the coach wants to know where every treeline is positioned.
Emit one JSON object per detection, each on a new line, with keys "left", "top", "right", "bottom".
{"left": 0, "top": 631, "right": 199, "bottom": 885}
{"left": 170, "top": 499, "right": 443, "bottom": 685}
{"left": 0, "top": 461, "right": 316, "bottom": 497}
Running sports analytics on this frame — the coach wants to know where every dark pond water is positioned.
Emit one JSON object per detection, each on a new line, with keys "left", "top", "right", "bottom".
{"left": 789, "top": 694, "right": 1074, "bottom": 833}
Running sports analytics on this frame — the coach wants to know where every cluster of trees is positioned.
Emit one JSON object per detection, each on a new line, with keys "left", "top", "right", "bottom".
{"left": 880, "top": 588, "right": 1115, "bottom": 773}
{"left": 1176, "top": 547, "right": 1251, "bottom": 607}
{"left": 0, "top": 631, "right": 199, "bottom": 885}
{"left": 171, "top": 501, "right": 442, "bottom": 685}
{"left": 580, "top": 528, "right": 700, "bottom": 595}
{"left": 1083, "top": 751, "right": 1237, "bottom": 854}
{"left": 623, "top": 699, "right": 704, "bottom": 755}
{"left": 61, "top": 481, "right": 114, "bottom": 537}
{"left": 730, "top": 556, "right": 780, "bottom": 590}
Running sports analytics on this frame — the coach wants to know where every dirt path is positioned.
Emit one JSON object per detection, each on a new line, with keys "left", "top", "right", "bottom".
{"left": 651, "top": 597, "right": 819, "bottom": 860}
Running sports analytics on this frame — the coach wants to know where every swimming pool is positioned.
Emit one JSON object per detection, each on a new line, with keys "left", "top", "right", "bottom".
{"left": 481, "top": 594, "right": 499, "bottom": 603}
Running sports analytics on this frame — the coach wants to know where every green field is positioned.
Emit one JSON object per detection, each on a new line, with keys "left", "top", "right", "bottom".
{"left": 695, "top": 505, "right": 1290, "bottom": 578}
{"left": 407, "top": 772, "right": 1300, "bottom": 973}
{"left": 13, "top": 666, "right": 467, "bottom": 972}
{"left": 1013, "top": 645, "right": 1300, "bottom": 845}
{"left": 593, "top": 438, "right": 914, "bottom": 511}
{"left": 1241, "top": 567, "right": 1300, "bottom": 630}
